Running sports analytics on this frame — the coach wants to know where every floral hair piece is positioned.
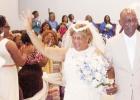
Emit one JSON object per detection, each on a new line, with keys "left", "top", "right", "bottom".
{"left": 71, "top": 21, "right": 90, "bottom": 33}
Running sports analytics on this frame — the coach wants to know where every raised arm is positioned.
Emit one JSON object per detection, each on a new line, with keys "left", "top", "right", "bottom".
{"left": 22, "top": 11, "right": 67, "bottom": 61}
{"left": 28, "top": 31, "right": 66, "bottom": 61}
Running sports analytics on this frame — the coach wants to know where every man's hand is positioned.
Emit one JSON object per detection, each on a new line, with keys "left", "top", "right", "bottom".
{"left": 106, "top": 84, "right": 117, "bottom": 95}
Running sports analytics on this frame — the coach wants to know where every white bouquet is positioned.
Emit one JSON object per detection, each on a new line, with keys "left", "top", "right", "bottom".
{"left": 105, "top": 24, "right": 113, "bottom": 30}
{"left": 77, "top": 52, "right": 110, "bottom": 88}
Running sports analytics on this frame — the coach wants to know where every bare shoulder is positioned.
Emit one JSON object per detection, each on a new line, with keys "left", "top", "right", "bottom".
{"left": 6, "top": 40, "right": 17, "bottom": 48}
{"left": 6, "top": 40, "right": 18, "bottom": 52}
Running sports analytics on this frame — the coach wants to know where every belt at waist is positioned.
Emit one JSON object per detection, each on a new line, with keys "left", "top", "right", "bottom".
{"left": 3, "top": 64, "right": 15, "bottom": 67}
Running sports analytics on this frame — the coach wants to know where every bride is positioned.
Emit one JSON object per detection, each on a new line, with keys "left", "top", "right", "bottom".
{"left": 23, "top": 12, "right": 112, "bottom": 100}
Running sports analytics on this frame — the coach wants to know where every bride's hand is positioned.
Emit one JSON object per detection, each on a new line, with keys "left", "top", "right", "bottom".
{"left": 20, "top": 10, "right": 33, "bottom": 32}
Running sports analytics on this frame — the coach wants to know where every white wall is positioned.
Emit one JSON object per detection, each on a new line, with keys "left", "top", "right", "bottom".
{"left": 20, "top": 0, "right": 140, "bottom": 24}
{"left": 0, "top": 0, "right": 21, "bottom": 30}
{"left": 1, "top": 0, "right": 140, "bottom": 29}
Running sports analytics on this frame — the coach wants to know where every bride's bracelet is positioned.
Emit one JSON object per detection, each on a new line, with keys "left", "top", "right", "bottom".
{"left": 107, "top": 78, "right": 115, "bottom": 85}
{"left": 109, "top": 79, "right": 115, "bottom": 85}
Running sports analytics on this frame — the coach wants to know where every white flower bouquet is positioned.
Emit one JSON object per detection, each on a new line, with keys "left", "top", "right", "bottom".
{"left": 105, "top": 24, "right": 113, "bottom": 30}
{"left": 77, "top": 53, "right": 110, "bottom": 88}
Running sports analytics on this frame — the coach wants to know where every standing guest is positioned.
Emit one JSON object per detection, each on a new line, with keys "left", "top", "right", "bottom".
{"left": 85, "top": 15, "right": 97, "bottom": 29}
{"left": 68, "top": 14, "right": 76, "bottom": 27}
{"left": 57, "top": 23, "right": 68, "bottom": 39}
{"left": 19, "top": 33, "right": 47, "bottom": 99}
{"left": 2, "top": 23, "right": 14, "bottom": 40}
{"left": 32, "top": 11, "right": 41, "bottom": 35}
{"left": 48, "top": 12, "right": 58, "bottom": 32}
{"left": 61, "top": 15, "right": 69, "bottom": 27}
{"left": 57, "top": 23, "right": 68, "bottom": 47}
{"left": 0, "top": 15, "right": 26, "bottom": 100}
{"left": 99, "top": 15, "right": 116, "bottom": 39}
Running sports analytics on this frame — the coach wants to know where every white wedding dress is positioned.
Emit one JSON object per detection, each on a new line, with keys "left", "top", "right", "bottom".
{"left": 63, "top": 46, "right": 101, "bottom": 100}
{"left": 0, "top": 38, "right": 19, "bottom": 100}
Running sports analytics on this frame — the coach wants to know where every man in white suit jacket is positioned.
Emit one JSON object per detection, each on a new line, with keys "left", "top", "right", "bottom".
{"left": 105, "top": 8, "right": 140, "bottom": 100}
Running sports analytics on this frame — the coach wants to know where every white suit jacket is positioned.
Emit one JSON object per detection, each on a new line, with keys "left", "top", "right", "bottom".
{"left": 105, "top": 32, "right": 140, "bottom": 100}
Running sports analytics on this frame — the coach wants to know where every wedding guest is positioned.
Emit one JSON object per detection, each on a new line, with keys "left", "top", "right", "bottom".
{"left": 0, "top": 15, "right": 26, "bottom": 100}
{"left": 32, "top": 11, "right": 41, "bottom": 35}
{"left": 2, "top": 23, "right": 14, "bottom": 40}
{"left": 18, "top": 33, "right": 47, "bottom": 99}
{"left": 85, "top": 15, "right": 97, "bottom": 28}
{"left": 99, "top": 15, "right": 115, "bottom": 39}
{"left": 48, "top": 12, "right": 58, "bottom": 32}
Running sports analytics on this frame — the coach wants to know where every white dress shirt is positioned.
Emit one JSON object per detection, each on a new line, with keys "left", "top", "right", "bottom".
{"left": 123, "top": 32, "right": 137, "bottom": 69}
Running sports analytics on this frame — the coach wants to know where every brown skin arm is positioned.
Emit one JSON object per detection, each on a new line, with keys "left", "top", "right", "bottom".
{"left": 6, "top": 40, "right": 26, "bottom": 67}
{"left": 107, "top": 66, "right": 115, "bottom": 79}
{"left": 39, "top": 57, "right": 48, "bottom": 67}
{"left": 106, "top": 66, "right": 118, "bottom": 95}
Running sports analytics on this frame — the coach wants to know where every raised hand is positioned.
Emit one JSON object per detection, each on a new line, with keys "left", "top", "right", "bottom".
{"left": 20, "top": 10, "right": 33, "bottom": 32}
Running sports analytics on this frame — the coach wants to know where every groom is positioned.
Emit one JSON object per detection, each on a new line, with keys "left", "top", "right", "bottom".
{"left": 105, "top": 8, "right": 140, "bottom": 100}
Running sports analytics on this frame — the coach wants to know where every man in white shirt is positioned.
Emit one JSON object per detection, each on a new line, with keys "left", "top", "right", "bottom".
{"left": 105, "top": 8, "right": 140, "bottom": 100}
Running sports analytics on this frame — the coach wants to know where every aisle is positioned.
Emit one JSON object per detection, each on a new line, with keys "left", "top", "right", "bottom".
{"left": 101, "top": 95, "right": 114, "bottom": 100}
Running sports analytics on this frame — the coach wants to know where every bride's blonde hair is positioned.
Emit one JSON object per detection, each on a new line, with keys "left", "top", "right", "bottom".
{"left": 62, "top": 21, "right": 105, "bottom": 53}
{"left": 69, "top": 23, "right": 93, "bottom": 43}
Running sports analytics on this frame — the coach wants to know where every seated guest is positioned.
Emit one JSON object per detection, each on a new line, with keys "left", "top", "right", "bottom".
{"left": 40, "top": 21, "right": 52, "bottom": 34}
{"left": 38, "top": 21, "right": 52, "bottom": 40}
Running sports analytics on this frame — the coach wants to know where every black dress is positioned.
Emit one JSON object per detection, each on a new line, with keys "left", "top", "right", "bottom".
{"left": 18, "top": 51, "right": 44, "bottom": 99}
